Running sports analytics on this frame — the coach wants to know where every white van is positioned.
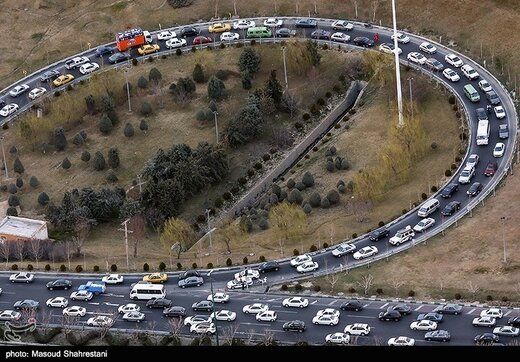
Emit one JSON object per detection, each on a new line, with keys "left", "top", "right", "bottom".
{"left": 129, "top": 283, "right": 166, "bottom": 300}
{"left": 417, "top": 198, "right": 440, "bottom": 217}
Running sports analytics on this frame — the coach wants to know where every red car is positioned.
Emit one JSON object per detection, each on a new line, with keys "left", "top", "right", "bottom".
{"left": 193, "top": 36, "right": 213, "bottom": 45}
{"left": 484, "top": 161, "right": 498, "bottom": 176}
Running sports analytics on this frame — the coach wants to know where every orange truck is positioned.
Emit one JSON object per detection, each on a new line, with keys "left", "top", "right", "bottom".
{"left": 116, "top": 27, "right": 151, "bottom": 52}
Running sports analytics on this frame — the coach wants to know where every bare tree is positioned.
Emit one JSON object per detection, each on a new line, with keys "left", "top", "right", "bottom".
{"left": 371, "top": 0, "right": 380, "bottom": 22}
{"left": 61, "top": 314, "right": 80, "bottom": 338}
{"left": 72, "top": 217, "right": 95, "bottom": 257}
{"left": 391, "top": 279, "right": 404, "bottom": 297}
{"left": 0, "top": 241, "right": 11, "bottom": 268}
{"left": 269, "top": 202, "right": 308, "bottom": 257}
{"left": 167, "top": 317, "right": 183, "bottom": 338}
{"left": 345, "top": 198, "right": 373, "bottom": 223}
{"left": 129, "top": 215, "right": 145, "bottom": 258}
{"left": 350, "top": 0, "right": 359, "bottom": 18}
{"left": 98, "top": 311, "right": 118, "bottom": 339}
{"left": 357, "top": 274, "right": 374, "bottom": 296}
{"left": 221, "top": 323, "right": 240, "bottom": 345}
{"left": 467, "top": 281, "right": 480, "bottom": 301}
{"left": 515, "top": 282, "right": 520, "bottom": 300}
{"left": 28, "top": 239, "right": 44, "bottom": 268}
{"left": 260, "top": 330, "right": 276, "bottom": 346}
{"left": 313, "top": 0, "right": 318, "bottom": 14}
{"left": 14, "top": 241, "right": 26, "bottom": 262}
{"left": 232, "top": 0, "right": 238, "bottom": 16}
{"left": 214, "top": 218, "right": 245, "bottom": 253}
{"left": 214, "top": 0, "right": 219, "bottom": 18}
{"left": 38, "top": 309, "right": 54, "bottom": 335}
{"left": 326, "top": 271, "right": 339, "bottom": 294}
{"left": 64, "top": 240, "right": 74, "bottom": 271}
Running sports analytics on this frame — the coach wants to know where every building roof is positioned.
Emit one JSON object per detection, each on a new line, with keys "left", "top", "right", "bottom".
{"left": 0, "top": 216, "right": 47, "bottom": 239}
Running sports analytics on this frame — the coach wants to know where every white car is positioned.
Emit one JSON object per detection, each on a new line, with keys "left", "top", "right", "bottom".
{"left": 313, "top": 314, "right": 340, "bottom": 326}
{"left": 263, "top": 18, "right": 283, "bottom": 27}
{"left": 0, "top": 310, "right": 21, "bottom": 321}
{"left": 419, "top": 41, "right": 437, "bottom": 54}
{"left": 118, "top": 303, "right": 140, "bottom": 314}
{"left": 282, "top": 297, "right": 309, "bottom": 308}
{"left": 0, "top": 103, "right": 19, "bottom": 117}
{"left": 480, "top": 308, "right": 503, "bottom": 319}
{"left": 62, "top": 306, "right": 87, "bottom": 317}
{"left": 410, "top": 320, "right": 437, "bottom": 331}
{"left": 102, "top": 274, "right": 124, "bottom": 284}
{"left": 344, "top": 323, "right": 371, "bottom": 336}
{"left": 242, "top": 303, "right": 269, "bottom": 314}
{"left": 290, "top": 254, "right": 313, "bottom": 267}
{"left": 493, "top": 326, "right": 520, "bottom": 337}
{"left": 122, "top": 311, "right": 145, "bottom": 322}
{"left": 190, "top": 322, "right": 216, "bottom": 334}
{"left": 442, "top": 68, "right": 460, "bottom": 82}
{"left": 28, "top": 87, "right": 47, "bottom": 100}
{"left": 220, "top": 32, "right": 239, "bottom": 42}
{"left": 9, "top": 84, "right": 30, "bottom": 97}
{"left": 472, "top": 316, "right": 496, "bottom": 327}
{"left": 234, "top": 269, "right": 260, "bottom": 280}
{"left": 466, "top": 153, "right": 480, "bottom": 169}
{"left": 226, "top": 278, "right": 253, "bottom": 290}
{"left": 325, "top": 332, "right": 350, "bottom": 344}
{"left": 232, "top": 19, "right": 255, "bottom": 29}
{"left": 316, "top": 308, "right": 340, "bottom": 319}
{"left": 478, "top": 79, "right": 493, "bottom": 93}
{"left": 331, "top": 20, "right": 354, "bottom": 31}
{"left": 331, "top": 32, "right": 351, "bottom": 43}
{"left": 256, "top": 310, "right": 277, "bottom": 322}
{"left": 79, "top": 62, "right": 100, "bottom": 75}
{"left": 332, "top": 243, "right": 356, "bottom": 257}
{"left": 210, "top": 310, "right": 236, "bottom": 322}
{"left": 461, "top": 64, "right": 479, "bottom": 80}
{"left": 207, "top": 292, "right": 230, "bottom": 303}
{"left": 184, "top": 315, "right": 212, "bottom": 327}
{"left": 407, "top": 52, "right": 427, "bottom": 65}
{"left": 388, "top": 336, "right": 415, "bottom": 346}
{"left": 9, "top": 272, "right": 34, "bottom": 283}
{"left": 296, "top": 261, "right": 319, "bottom": 273}
{"left": 70, "top": 290, "right": 93, "bottom": 301}
{"left": 157, "top": 30, "right": 177, "bottom": 40}
{"left": 413, "top": 217, "right": 436, "bottom": 233}
{"left": 87, "top": 316, "right": 113, "bottom": 327}
{"left": 494, "top": 106, "right": 506, "bottom": 119}
{"left": 379, "top": 42, "right": 402, "bottom": 55}
{"left": 458, "top": 165, "right": 475, "bottom": 184}
{"left": 46, "top": 297, "right": 68, "bottom": 308}
{"left": 165, "top": 38, "right": 187, "bottom": 49}
{"left": 445, "top": 53, "right": 464, "bottom": 68}
{"left": 353, "top": 246, "right": 378, "bottom": 260}
{"left": 493, "top": 142, "right": 505, "bottom": 158}
{"left": 391, "top": 32, "right": 410, "bottom": 44}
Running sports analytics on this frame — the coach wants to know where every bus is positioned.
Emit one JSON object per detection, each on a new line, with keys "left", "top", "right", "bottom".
{"left": 463, "top": 84, "right": 480, "bottom": 102}
{"left": 129, "top": 283, "right": 166, "bottom": 300}
{"left": 476, "top": 119, "right": 490, "bottom": 146}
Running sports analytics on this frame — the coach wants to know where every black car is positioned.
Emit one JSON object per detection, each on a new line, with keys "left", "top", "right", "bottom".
{"left": 146, "top": 298, "right": 172, "bottom": 309}
{"left": 417, "top": 312, "right": 443, "bottom": 323}
{"left": 180, "top": 26, "right": 200, "bottom": 37}
{"left": 310, "top": 29, "right": 331, "bottom": 40}
{"left": 508, "top": 316, "right": 520, "bottom": 327}
{"left": 275, "top": 28, "right": 296, "bottom": 38}
{"left": 425, "top": 329, "right": 451, "bottom": 342}
{"left": 441, "top": 201, "right": 461, "bottom": 216}
{"left": 163, "top": 306, "right": 186, "bottom": 318}
{"left": 13, "top": 299, "right": 40, "bottom": 310}
{"left": 432, "top": 303, "right": 463, "bottom": 315}
{"left": 467, "top": 182, "right": 483, "bottom": 197}
{"left": 387, "top": 303, "right": 411, "bottom": 315}
{"left": 192, "top": 300, "right": 213, "bottom": 312}
{"left": 369, "top": 227, "right": 390, "bottom": 241}
{"left": 0, "top": 100, "right": 6, "bottom": 108}
{"left": 46, "top": 279, "right": 73, "bottom": 290}
{"left": 340, "top": 300, "right": 363, "bottom": 312}
{"left": 178, "top": 276, "right": 204, "bottom": 288}
{"left": 353, "top": 36, "right": 375, "bottom": 47}
{"left": 474, "top": 333, "right": 499, "bottom": 345}
{"left": 378, "top": 310, "right": 402, "bottom": 321}
{"left": 95, "top": 46, "right": 114, "bottom": 57}
{"left": 282, "top": 320, "right": 306, "bottom": 332}
{"left": 295, "top": 18, "right": 317, "bottom": 28}
{"left": 39, "top": 69, "right": 61, "bottom": 82}
{"left": 179, "top": 270, "right": 201, "bottom": 280}
{"left": 258, "top": 261, "right": 279, "bottom": 273}
{"left": 475, "top": 107, "right": 488, "bottom": 121}
{"left": 108, "top": 52, "right": 131, "bottom": 64}
{"left": 499, "top": 124, "right": 509, "bottom": 139}
{"left": 440, "top": 183, "right": 459, "bottom": 198}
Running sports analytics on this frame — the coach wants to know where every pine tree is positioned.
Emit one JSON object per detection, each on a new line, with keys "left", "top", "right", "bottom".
{"left": 93, "top": 151, "right": 106, "bottom": 171}
{"left": 124, "top": 123, "right": 135, "bottom": 137}
{"left": 13, "top": 158, "right": 24, "bottom": 174}
{"left": 99, "top": 114, "right": 113, "bottom": 134}
{"left": 108, "top": 148, "right": 120, "bottom": 169}
{"left": 192, "top": 63, "right": 205, "bottom": 83}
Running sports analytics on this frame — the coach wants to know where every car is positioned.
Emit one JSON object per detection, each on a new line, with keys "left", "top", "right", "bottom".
{"left": 498, "top": 124, "right": 509, "bottom": 141}
{"left": 0, "top": 103, "right": 19, "bottom": 117}
{"left": 344, "top": 323, "right": 371, "bottom": 336}
{"left": 180, "top": 26, "right": 200, "bottom": 37}
{"left": 458, "top": 165, "right": 475, "bottom": 184}
{"left": 9, "top": 84, "right": 30, "bottom": 97}
{"left": 183, "top": 315, "right": 212, "bottom": 327}
{"left": 461, "top": 64, "right": 479, "bottom": 80}
{"left": 425, "top": 329, "right": 451, "bottom": 342}
{"left": 122, "top": 311, "right": 145, "bottom": 322}
{"left": 369, "top": 228, "right": 390, "bottom": 241}
{"left": 258, "top": 261, "right": 279, "bottom": 273}
{"left": 283, "top": 320, "right": 306, "bottom": 332}
{"left": 207, "top": 292, "right": 230, "bottom": 303}
{"left": 442, "top": 68, "right": 460, "bottom": 82}
{"left": 410, "top": 320, "right": 438, "bottom": 331}
{"left": 143, "top": 273, "right": 168, "bottom": 283}
{"left": 146, "top": 298, "right": 172, "bottom": 309}
{"left": 440, "top": 183, "right": 459, "bottom": 198}
{"left": 157, "top": 30, "right": 176, "bottom": 41}
{"left": 263, "top": 18, "right": 283, "bottom": 27}
{"left": 445, "top": 53, "right": 464, "bottom": 67}
{"left": 208, "top": 23, "right": 231, "bottom": 33}
{"left": 137, "top": 44, "right": 160, "bottom": 55}
{"left": 419, "top": 41, "right": 437, "bottom": 54}
{"left": 234, "top": 269, "right": 260, "bottom": 280}
{"left": 0, "top": 310, "right": 21, "bottom": 321}
{"left": 165, "top": 38, "right": 187, "bottom": 49}
{"left": 179, "top": 270, "right": 201, "bottom": 280}
{"left": 493, "top": 326, "right": 520, "bottom": 337}
{"left": 466, "top": 153, "right": 480, "bottom": 168}
{"left": 9, "top": 272, "right": 34, "bottom": 283}
{"left": 193, "top": 36, "right": 213, "bottom": 45}
{"left": 226, "top": 277, "right": 253, "bottom": 290}
{"left": 232, "top": 20, "right": 255, "bottom": 30}
{"left": 290, "top": 254, "right": 313, "bottom": 267}
{"left": 494, "top": 106, "right": 506, "bottom": 120}
{"left": 46, "top": 297, "right": 68, "bottom": 308}
{"left": 426, "top": 58, "right": 444, "bottom": 71}
{"left": 39, "top": 69, "right": 61, "bottom": 82}
{"left": 486, "top": 90, "right": 501, "bottom": 105}
{"left": 484, "top": 160, "right": 498, "bottom": 177}
{"left": 46, "top": 279, "right": 72, "bottom": 290}
{"left": 509, "top": 316, "right": 520, "bottom": 327}
{"left": 353, "top": 246, "right": 378, "bottom": 260}
{"left": 296, "top": 260, "right": 319, "bottom": 273}
{"left": 388, "top": 336, "right": 415, "bottom": 346}
{"left": 378, "top": 310, "right": 402, "bottom": 321}
{"left": 391, "top": 32, "right": 410, "bottom": 44}
{"left": 353, "top": 36, "right": 375, "bottom": 47}
{"left": 379, "top": 42, "right": 402, "bottom": 55}
{"left": 474, "top": 333, "right": 499, "bottom": 345}
{"left": 330, "top": 32, "right": 350, "bottom": 43}
{"left": 493, "top": 142, "right": 505, "bottom": 158}
{"left": 325, "top": 332, "right": 350, "bottom": 344}
{"left": 243, "top": 303, "right": 269, "bottom": 315}
{"left": 14, "top": 299, "right": 39, "bottom": 310}
{"left": 275, "top": 28, "right": 296, "bottom": 38}
{"left": 163, "top": 306, "right": 187, "bottom": 318}
{"left": 417, "top": 313, "right": 444, "bottom": 323}
{"left": 481, "top": 308, "right": 503, "bottom": 319}
{"left": 312, "top": 314, "right": 340, "bottom": 326}
{"left": 389, "top": 225, "right": 414, "bottom": 246}
{"left": 478, "top": 79, "right": 493, "bottom": 92}
{"left": 95, "top": 46, "right": 114, "bottom": 57}
{"left": 316, "top": 308, "right": 341, "bottom": 319}
{"left": 413, "top": 217, "right": 436, "bottom": 233}
{"left": 220, "top": 32, "right": 239, "bottom": 42}
{"left": 70, "top": 290, "right": 93, "bottom": 301}
{"left": 388, "top": 304, "right": 412, "bottom": 315}
{"left": 432, "top": 303, "right": 463, "bottom": 315}
{"left": 256, "top": 310, "right": 277, "bottom": 322}
{"left": 441, "top": 201, "right": 461, "bottom": 217}
{"left": 62, "top": 306, "right": 86, "bottom": 317}
{"left": 472, "top": 316, "right": 497, "bottom": 327}
{"left": 108, "top": 52, "right": 130, "bottom": 64}
{"left": 28, "top": 87, "right": 47, "bottom": 100}
{"left": 210, "top": 310, "right": 236, "bottom": 322}
{"left": 79, "top": 62, "right": 100, "bottom": 75}
{"left": 332, "top": 243, "right": 356, "bottom": 257}
{"left": 340, "top": 300, "right": 364, "bottom": 312}
{"left": 52, "top": 74, "right": 75, "bottom": 87}
{"left": 295, "top": 18, "right": 317, "bottom": 28}
{"left": 65, "top": 56, "right": 90, "bottom": 69}
{"left": 178, "top": 276, "right": 204, "bottom": 288}
{"left": 331, "top": 20, "right": 354, "bottom": 31}
{"left": 407, "top": 52, "right": 427, "bottom": 65}
{"left": 118, "top": 303, "right": 140, "bottom": 314}
{"left": 192, "top": 300, "right": 213, "bottom": 312}
{"left": 282, "top": 296, "right": 309, "bottom": 308}
{"left": 467, "top": 182, "right": 483, "bottom": 197}
{"left": 476, "top": 107, "right": 488, "bottom": 121}
{"left": 101, "top": 274, "right": 124, "bottom": 285}
{"left": 190, "top": 322, "right": 216, "bottom": 335}
{"left": 310, "top": 30, "right": 331, "bottom": 40}
{"left": 87, "top": 316, "right": 113, "bottom": 327}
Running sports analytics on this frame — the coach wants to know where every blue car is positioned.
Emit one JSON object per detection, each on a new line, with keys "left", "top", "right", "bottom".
{"left": 417, "top": 312, "right": 443, "bottom": 323}
{"left": 95, "top": 46, "right": 114, "bottom": 57}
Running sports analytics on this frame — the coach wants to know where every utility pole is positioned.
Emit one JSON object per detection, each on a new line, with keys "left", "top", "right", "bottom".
{"left": 124, "top": 63, "right": 132, "bottom": 112}
{"left": 408, "top": 77, "right": 413, "bottom": 119}
{"left": 0, "top": 137, "right": 8, "bottom": 179}
{"left": 213, "top": 111, "right": 219, "bottom": 144}
{"left": 501, "top": 216, "right": 507, "bottom": 263}
{"left": 118, "top": 218, "right": 133, "bottom": 271}
{"left": 206, "top": 209, "right": 213, "bottom": 249}
{"left": 282, "top": 46, "right": 288, "bottom": 90}
{"left": 391, "top": 0, "right": 404, "bottom": 127}
{"left": 208, "top": 270, "right": 219, "bottom": 346}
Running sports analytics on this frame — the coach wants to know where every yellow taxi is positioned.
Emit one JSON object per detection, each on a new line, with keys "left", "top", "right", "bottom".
{"left": 143, "top": 273, "right": 168, "bottom": 283}
{"left": 52, "top": 74, "right": 75, "bottom": 87}
{"left": 137, "top": 44, "right": 160, "bottom": 55}
{"left": 208, "top": 23, "right": 231, "bottom": 33}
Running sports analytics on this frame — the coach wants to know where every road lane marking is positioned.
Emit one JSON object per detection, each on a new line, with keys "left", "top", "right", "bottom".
{"left": 345, "top": 315, "right": 377, "bottom": 319}
{"left": 276, "top": 310, "right": 298, "bottom": 314}
{"left": 240, "top": 322, "right": 273, "bottom": 326}
{"left": 88, "top": 302, "right": 100, "bottom": 305}
{"left": 311, "top": 300, "right": 318, "bottom": 305}
{"left": 379, "top": 303, "right": 389, "bottom": 309}
{"left": 466, "top": 308, "right": 476, "bottom": 314}
{"left": 103, "top": 302, "right": 119, "bottom": 307}
{"left": 504, "top": 310, "right": 512, "bottom": 316}
{"left": 414, "top": 305, "right": 423, "bottom": 311}
{"left": 363, "top": 304, "right": 369, "bottom": 308}
{"left": 86, "top": 312, "right": 116, "bottom": 316}
{"left": 328, "top": 300, "right": 336, "bottom": 306}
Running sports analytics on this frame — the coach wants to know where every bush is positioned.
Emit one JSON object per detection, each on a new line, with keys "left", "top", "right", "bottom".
{"left": 6, "top": 207, "right": 18, "bottom": 216}
{"left": 450, "top": 163, "right": 457, "bottom": 170}
{"left": 247, "top": 169, "right": 255, "bottom": 177}
{"left": 309, "top": 244, "right": 317, "bottom": 252}
{"left": 75, "top": 265, "right": 83, "bottom": 273}
{"left": 177, "top": 262, "right": 182, "bottom": 270}
{"left": 303, "top": 203, "right": 312, "bottom": 214}
{"left": 94, "top": 151, "right": 106, "bottom": 171}
{"left": 8, "top": 195, "right": 20, "bottom": 207}
{"left": 352, "top": 233, "right": 358, "bottom": 238}
{"left": 408, "top": 290, "right": 416, "bottom": 297}
{"left": 302, "top": 113, "right": 311, "bottom": 121}
{"left": 137, "top": 76, "right": 148, "bottom": 89}
{"left": 37, "top": 192, "right": 50, "bottom": 206}
{"left": 29, "top": 176, "right": 40, "bottom": 188}
{"left": 316, "top": 98, "right": 325, "bottom": 106}
{"left": 13, "top": 158, "right": 24, "bottom": 174}
{"left": 281, "top": 284, "right": 288, "bottom": 291}
{"left": 214, "top": 197, "right": 223, "bottom": 208}
{"left": 226, "top": 258, "right": 232, "bottom": 266}
{"left": 7, "top": 184, "right": 17, "bottom": 194}
{"left": 131, "top": 58, "right": 138, "bottom": 66}
{"left": 62, "top": 157, "right": 71, "bottom": 170}
{"left": 206, "top": 262, "right": 213, "bottom": 269}
{"left": 207, "top": 76, "right": 227, "bottom": 100}
{"left": 326, "top": 190, "right": 340, "bottom": 205}
{"left": 302, "top": 171, "right": 315, "bottom": 187}
{"left": 376, "top": 288, "right": 384, "bottom": 295}
{"left": 139, "top": 119, "right": 149, "bottom": 132}
{"left": 293, "top": 249, "right": 300, "bottom": 256}
{"left": 11, "top": 264, "right": 18, "bottom": 270}
{"left": 99, "top": 114, "right": 113, "bottom": 134}
{"left": 431, "top": 185, "right": 438, "bottom": 192}
{"left": 445, "top": 169, "right": 452, "bottom": 177}
{"left": 486, "top": 295, "right": 493, "bottom": 301}
{"left": 258, "top": 218, "right": 269, "bottom": 230}
{"left": 27, "top": 264, "right": 33, "bottom": 271}
{"left": 140, "top": 102, "right": 152, "bottom": 116}
{"left": 106, "top": 170, "right": 118, "bottom": 183}
{"left": 294, "top": 121, "right": 303, "bottom": 130}
{"left": 501, "top": 296, "right": 509, "bottom": 302}
{"left": 110, "top": 264, "right": 117, "bottom": 272}
{"left": 321, "top": 197, "right": 330, "bottom": 208}
{"left": 262, "top": 153, "right": 271, "bottom": 162}
{"left": 348, "top": 287, "right": 356, "bottom": 293}
{"left": 159, "top": 262, "right": 166, "bottom": 271}
{"left": 326, "top": 161, "right": 335, "bottom": 172}
{"left": 448, "top": 94, "right": 456, "bottom": 104}
{"left": 108, "top": 148, "right": 120, "bottom": 169}
{"left": 124, "top": 123, "right": 135, "bottom": 138}
{"left": 193, "top": 63, "right": 205, "bottom": 83}
{"left": 243, "top": 256, "right": 248, "bottom": 265}
{"left": 454, "top": 293, "right": 462, "bottom": 300}
{"left": 143, "top": 263, "right": 150, "bottom": 272}
{"left": 9, "top": 145, "right": 17, "bottom": 154}
{"left": 286, "top": 178, "right": 295, "bottom": 189}
{"left": 288, "top": 189, "right": 303, "bottom": 205}
{"left": 295, "top": 181, "right": 306, "bottom": 191}
{"left": 295, "top": 283, "right": 303, "bottom": 291}
{"left": 421, "top": 193, "right": 427, "bottom": 200}
{"left": 196, "top": 110, "right": 206, "bottom": 121}
{"left": 215, "top": 69, "right": 230, "bottom": 81}
{"left": 93, "top": 265, "right": 100, "bottom": 272}
{"left": 431, "top": 142, "right": 438, "bottom": 149}
{"left": 44, "top": 264, "right": 51, "bottom": 271}
{"left": 59, "top": 264, "right": 66, "bottom": 272}
{"left": 313, "top": 285, "right": 321, "bottom": 292}
{"left": 253, "top": 162, "right": 263, "bottom": 170}
{"left": 81, "top": 151, "right": 91, "bottom": 162}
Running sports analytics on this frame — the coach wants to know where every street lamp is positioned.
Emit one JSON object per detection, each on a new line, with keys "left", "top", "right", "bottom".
{"left": 281, "top": 46, "right": 288, "bottom": 90}
{"left": 124, "top": 62, "right": 132, "bottom": 113}
{"left": 213, "top": 111, "right": 219, "bottom": 144}
{"left": 207, "top": 270, "right": 219, "bottom": 346}
{"left": 206, "top": 208, "right": 213, "bottom": 249}
{"left": 391, "top": 0, "right": 404, "bottom": 127}
{"left": 0, "top": 137, "right": 8, "bottom": 179}
{"left": 500, "top": 216, "right": 507, "bottom": 263}
{"left": 407, "top": 77, "right": 414, "bottom": 119}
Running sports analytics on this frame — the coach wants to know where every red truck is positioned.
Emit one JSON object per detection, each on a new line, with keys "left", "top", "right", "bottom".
{"left": 116, "top": 27, "right": 151, "bottom": 52}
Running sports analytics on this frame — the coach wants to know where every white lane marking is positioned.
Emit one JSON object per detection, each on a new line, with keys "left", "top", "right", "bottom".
{"left": 504, "top": 310, "right": 512, "bottom": 316}
{"left": 2, "top": 291, "right": 16, "bottom": 295}
{"left": 414, "top": 305, "right": 423, "bottom": 311}
{"left": 276, "top": 310, "right": 298, "bottom": 314}
{"left": 345, "top": 314, "right": 377, "bottom": 319}
{"left": 88, "top": 302, "right": 100, "bottom": 305}
{"left": 103, "top": 302, "right": 119, "bottom": 307}
{"left": 240, "top": 322, "right": 273, "bottom": 326}
{"left": 328, "top": 300, "right": 336, "bottom": 306}
{"left": 86, "top": 311, "right": 116, "bottom": 316}
{"left": 466, "top": 308, "right": 476, "bottom": 314}
{"left": 363, "top": 304, "right": 369, "bottom": 308}
{"left": 311, "top": 300, "right": 318, "bottom": 305}
{"left": 102, "top": 293, "right": 125, "bottom": 298}
{"left": 379, "top": 303, "right": 389, "bottom": 309}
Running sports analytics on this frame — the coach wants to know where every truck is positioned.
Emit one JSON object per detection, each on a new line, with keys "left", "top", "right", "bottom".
{"left": 78, "top": 281, "right": 106, "bottom": 295}
{"left": 476, "top": 119, "right": 490, "bottom": 146}
{"left": 115, "top": 28, "right": 151, "bottom": 52}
